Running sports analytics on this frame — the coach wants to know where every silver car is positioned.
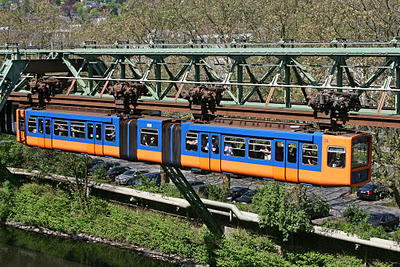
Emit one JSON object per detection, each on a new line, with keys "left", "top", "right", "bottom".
{"left": 115, "top": 169, "right": 149, "bottom": 185}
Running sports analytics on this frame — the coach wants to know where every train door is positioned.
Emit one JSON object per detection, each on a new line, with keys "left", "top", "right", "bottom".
{"left": 44, "top": 118, "right": 52, "bottom": 149}
{"left": 36, "top": 117, "right": 45, "bottom": 148}
{"left": 273, "top": 139, "right": 285, "bottom": 181}
{"left": 199, "top": 133, "right": 211, "bottom": 171}
{"left": 210, "top": 134, "right": 221, "bottom": 172}
{"left": 285, "top": 141, "right": 299, "bottom": 183}
{"left": 94, "top": 123, "right": 104, "bottom": 156}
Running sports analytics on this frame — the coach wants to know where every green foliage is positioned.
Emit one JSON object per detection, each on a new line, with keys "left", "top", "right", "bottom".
{"left": 253, "top": 182, "right": 310, "bottom": 241}
{"left": 0, "top": 181, "right": 14, "bottom": 221}
{"left": 303, "top": 194, "right": 331, "bottom": 218}
{"left": 284, "top": 250, "right": 364, "bottom": 266}
{"left": 91, "top": 166, "right": 108, "bottom": 180}
{"left": 203, "top": 183, "right": 229, "bottom": 202}
{"left": 343, "top": 203, "right": 369, "bottom": 224}
{"left": 215, "top": 229, "right": 289, "bottom": 267}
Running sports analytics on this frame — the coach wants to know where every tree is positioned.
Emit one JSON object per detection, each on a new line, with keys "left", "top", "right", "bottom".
{"left": 371, "top": 127, "right": 400, "bottom": 208}
{"left": 253, "top": 181, "right": 310, "bottom": 241}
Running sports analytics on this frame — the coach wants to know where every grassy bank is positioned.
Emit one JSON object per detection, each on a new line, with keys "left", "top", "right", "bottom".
{"left": 0, "top": 182, "right": 393, "bottom": 266}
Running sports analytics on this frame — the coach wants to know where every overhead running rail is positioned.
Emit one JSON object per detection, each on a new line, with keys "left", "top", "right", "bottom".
{"left": 2, "top": 38, "right": 400, "bottom": 125}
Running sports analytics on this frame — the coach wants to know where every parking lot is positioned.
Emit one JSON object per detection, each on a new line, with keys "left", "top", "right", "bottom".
{"left": 94, "top": 156, "right": 400, "bottom": 218}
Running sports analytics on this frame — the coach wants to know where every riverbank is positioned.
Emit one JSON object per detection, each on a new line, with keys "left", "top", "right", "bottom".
{"left": 1, "top": 182, "right": 395, "bottom": 266}
{"left": 2, "top": 221, "right": 195, "bottom": 266}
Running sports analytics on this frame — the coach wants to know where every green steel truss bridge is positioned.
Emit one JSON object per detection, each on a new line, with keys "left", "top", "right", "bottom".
{"left": 2, "top": 39, "right": 400, "bottom": 127}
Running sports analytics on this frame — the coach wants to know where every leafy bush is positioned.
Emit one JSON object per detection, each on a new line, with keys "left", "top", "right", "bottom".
{"left": 215, "top": 229, "right": 290, "bottom": 266}
{"left": 0, "top": 181, "right": 14, "bottom": 221}
{"left": 343, "top": 203, "right": 369, "bottom": 223}
{"left": 253, "top": 182, "right": 310, "bottom": 241}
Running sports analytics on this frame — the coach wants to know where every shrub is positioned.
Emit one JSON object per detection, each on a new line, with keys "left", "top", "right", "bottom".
{"left": 253, "top": 182, "right": 310, "bottom": 241}
{"left": 343, "top": 203, "right": 369, "bottom": 223}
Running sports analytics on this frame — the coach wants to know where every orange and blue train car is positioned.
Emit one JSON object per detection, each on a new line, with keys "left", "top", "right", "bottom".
{"left": 16, "top": 107, "right": 372, "bottom": 187}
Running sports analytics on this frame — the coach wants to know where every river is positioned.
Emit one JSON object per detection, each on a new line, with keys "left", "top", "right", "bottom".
{"left": 0, "top": 226, "right": 177, "bottom": 267}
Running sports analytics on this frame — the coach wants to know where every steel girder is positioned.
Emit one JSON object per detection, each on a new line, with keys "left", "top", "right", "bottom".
{"left": 2, "top": 43, "right": 400, "bottom": 116}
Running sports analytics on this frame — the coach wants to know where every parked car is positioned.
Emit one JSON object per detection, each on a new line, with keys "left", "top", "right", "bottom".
{"left": 188, "top": 180, "right": 208, "bottom": 194}
{"left": 226, "top": 187, "right": 249, "bottom": 201}
{"left": 131, "top": 172, "right": 162, "bottom": 185}
{"left": 88, "top": 161, "right": 119, "bottom": 174}
{"left": 233, "top": 190, "right": 257, "bottom": 204}
{"left": 115, "top": 169, "right": 149, "bottom": 185}
{"left": 105, "top": 166, "right": 130, "bottom": 180}
{"left": 191, "top": 168, "right": 211, "bottom": 175}
{"left": 357, "top": 182, "right": 390, "bottom": 201}
{"left": 368, "top": 212, "right": 399, "bottom": 231}
{"left": 88, "top": 157, "right": 104, "bottom": 168}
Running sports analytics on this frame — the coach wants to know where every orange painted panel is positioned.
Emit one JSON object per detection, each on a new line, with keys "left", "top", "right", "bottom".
{"left": 273, "top": 166, "right": 285, "bottom": 181}
{"left": 45, "top": 138, "right": 52, "bottom": 149}
{"left": 137, "top": 149, "right": 162, "bottom": 163}
{"left": 95, "top": 143, "right": 103, "bottom": 156}
{"left": 285, "top": 168, "right": 298, "bottom": 183}
{"left": 199, "top": 157, "right": 210, "bottom": 170}
{"left": 210, "top": 158, "right": 221, "bottom": 172}
{"left": 104, "top": 146, "right": 120, "bottom": 158}
{"left": 221, "top": 160, "right": 274, "bottom": 178}
{"left": 16, "top": 109, "right": 25, "bottom": 143}
{"left": 320, "top": 135, "right": 352, "bottom": 186}
{"left": 181, "top": 155, "right": 200, "bottom": 169}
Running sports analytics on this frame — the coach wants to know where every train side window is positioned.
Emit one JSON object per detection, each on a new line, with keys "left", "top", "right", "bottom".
{"left": 96, "top": 124, "right": 102, "bottom": 141}
{"left": 141, "top": 128, "right": 158, "bottom": 147}
{"left": 275, "top": 141, "right": 284, "bottom": 162}
{"left": 70, "top": 121, "right": 86, "bottom": 139}
{"left": 224, "top": 136, "right": 245, "bottom": 157}
{"left": 328, "top": 146, "right": 346, "bottom": 168}
{"left": 28, "top": 117, "right": 37, "bottom": 133}
{"left": 211, "top": 135, "right": 219, "bottom": 154}
{"left": 249, "top": 139, "right": 271, "bottom": 160}
{"left": 302, "top": 144, "right": 318, "bottom": 165}
{"left": 45, "top": 119, "right": 51, "bottom": 135}
{"left": 105, "top": 125, "right": 116, "bottom": 142}
{"left": 19, "top": 117, "right": 25, "bottom": 132}
{"left": 38, "top": 119, "right": 44, "bottom": 134}
{"left": 288, "top": 142, "right": 297, "bottom": 163}
{"left": 201, "top": 134, "right": 209, "bottom": 152}
{"left": 185, "top": 132, "right": 198, "bottom": 152}
{"left": 54, "top": 120, "right": 68, "bottom": 137}
{"left": 88, "top": 124, "right": 94, "bottom": 139}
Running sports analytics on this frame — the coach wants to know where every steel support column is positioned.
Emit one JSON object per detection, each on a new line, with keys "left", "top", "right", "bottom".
{"left": 161, "top": 165, "right": 222, "bottom": 235}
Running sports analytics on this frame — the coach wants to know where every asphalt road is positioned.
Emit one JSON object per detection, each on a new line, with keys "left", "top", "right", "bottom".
{"left": 96, "top": 156, "right": 400, "bottom": 217}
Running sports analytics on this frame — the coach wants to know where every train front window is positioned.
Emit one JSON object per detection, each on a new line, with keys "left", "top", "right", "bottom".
{"left": 327, "top": 146, "right": 346, "bottom": 168}
{"left": 302, "top": 144, "right": 318, "bottom": 165}
{"left": 28, "top": 117, "right": 37, "bottom": 133}
{"left": 352, "top": 138, "right": 370, "bottom": 169}
{"left": 249, "top": 139, "right": 271, "bottom": 161}
{"left": 105, "top": 125, "right": 116, "bottom": 142}
{"left": 54, "top": 120, "right": 68, "bottom": 137}
{"left": 224, "top": 137, "right": 245, "bottom": 157}
{"left": 141, "top": 128, "right": 158, "bottom": 147}
{"left": 186, "top": 132, "right": 198, "bottom": 152}
{"left": 70, "top": 121, "right": 86, "bottom": 139}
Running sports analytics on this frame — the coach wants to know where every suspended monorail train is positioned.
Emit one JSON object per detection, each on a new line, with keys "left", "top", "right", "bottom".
{"left": 16, "top": 107, "right": 372, "bottom": 187}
